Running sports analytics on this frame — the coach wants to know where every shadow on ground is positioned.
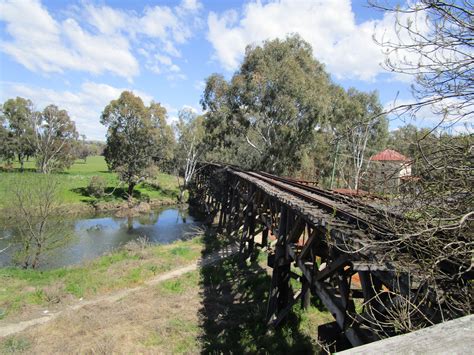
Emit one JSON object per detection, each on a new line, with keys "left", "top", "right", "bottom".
{"left": 198, "top": 229, "right": 318, "bottom": 354}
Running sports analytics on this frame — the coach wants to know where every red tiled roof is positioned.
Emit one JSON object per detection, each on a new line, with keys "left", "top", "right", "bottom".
{"left": 370, "top": 149, "right": 409, "bottom": 162}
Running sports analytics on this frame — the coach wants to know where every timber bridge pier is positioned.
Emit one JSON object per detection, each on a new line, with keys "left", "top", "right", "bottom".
{"left": 191, "top": 163, "right": 464, "bottom": 352}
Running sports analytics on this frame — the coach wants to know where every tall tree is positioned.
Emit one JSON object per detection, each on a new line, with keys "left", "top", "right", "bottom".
{"left": 76, "top": 134, "right": 90, "bottom": 163}
{"left": 331, "top": 89, "right": 388, "bottom": 190}
{"left": 0, "top": 105, "right": 15, "bottom": 162}
{"left": 1, "top": 97, "right": 36, "bottom": 171}
{"left": 149, "top": 101, "right": 175, "bottom": 172}
{"left": 34, "top": 105, "right": 78, "bottom": 173}
{"left": 387, "top": 124, "right": 432, "bottom": 159}
{"left": 202, "top": 35, "right": 331, "bottom": 174}
{"left": 101, "top": 91, "right": 156, "bottom": 199}
{"left": 174, "top": 108, "right": 205, "bottom": 202}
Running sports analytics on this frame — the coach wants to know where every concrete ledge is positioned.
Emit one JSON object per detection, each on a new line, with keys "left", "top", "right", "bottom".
{"left": 338, "top": 315, "right": 474, "bottom": 354}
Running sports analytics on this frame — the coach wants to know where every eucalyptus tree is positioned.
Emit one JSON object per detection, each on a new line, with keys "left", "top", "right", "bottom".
{"left": 387, "top": 124, "right": 432, "bottom": 159}
{"left": 1, "top": 97, "right": 36, "bottom": 171}
{"left": 202, "top": 35, "right": 332, "bottom": 174}
{"left": 174, "top": 108, "right": 205, "bottom": 202}
{"left": 34, "top": 105, "right": 78, "bottom": 173}
{"left": 332, "top": 89, "right": 388, "bottom": 190}
{"left": 101, "top": 91, "right": 158, "bottom": 199}
{"left": 0, "top": 107, "right": 14, "bottom": 162}
{"left": 149, "top": 101, "right": 175, "bottom": 172}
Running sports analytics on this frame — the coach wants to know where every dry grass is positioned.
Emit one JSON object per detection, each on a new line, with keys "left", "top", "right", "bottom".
{"left": 1, "top": 271, "right": 202, "bottom": 354}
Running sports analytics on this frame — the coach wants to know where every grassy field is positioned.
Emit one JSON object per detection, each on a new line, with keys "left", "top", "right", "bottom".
{"left": 0, "top": 156, "right": 179, "bottom": 209}
{"left": 0, "top": 236, "right": 205, "bottom": 322}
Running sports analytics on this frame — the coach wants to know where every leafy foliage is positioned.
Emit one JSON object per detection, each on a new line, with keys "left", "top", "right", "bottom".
{"left": 1, "top": 97, "right": 36, "bottom": 171}
{"left": 34, "top": 105, "right": 79, "bottom": 173}
{"left": 202, "top": 35, "right": 332, "bottom": 175}
{"left": 101, "top": 91, "right": 161, "bottom": 197}
{"left": 149, "top": 101, "right": 176, "bottom": 172}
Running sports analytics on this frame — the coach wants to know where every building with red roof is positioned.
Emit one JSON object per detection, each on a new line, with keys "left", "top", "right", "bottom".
{"left": 370, "top": 149, "right": 410, "bottom": 162}
{"left": 367, "top": 149, "right": 412, "bottom": 194}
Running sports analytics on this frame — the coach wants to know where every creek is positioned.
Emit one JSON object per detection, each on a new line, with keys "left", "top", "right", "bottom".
{"left": 0, "top": 206, "right": 202, "bottom": 269}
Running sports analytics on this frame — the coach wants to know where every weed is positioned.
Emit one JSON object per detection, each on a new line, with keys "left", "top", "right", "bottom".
{"left": 143, "top": 333, "right": 163, "bottom": 347}
{"left": 65, "top": 282, "right": 84, "bottom": 298}
{"left": 126, "top": 268, "right": 142, "bottom": 283}
{"left": 170, "top": 246, "right": 191, "bottom": 257}
{"left": 27, "top": 289, "right": 45, "bottom": 304}
{"left": 148, "top": 265, "right": 158, "bottom": 274}
{"left": 160, "top": 279, "right": 184, "bottom": 294}
{"left": 1, "top": 337, "right": 31, "bottom": 354}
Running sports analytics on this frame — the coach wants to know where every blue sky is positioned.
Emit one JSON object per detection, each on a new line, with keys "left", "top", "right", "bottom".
{"left": 0, "top": 0, "right": 432, "bottom": 140}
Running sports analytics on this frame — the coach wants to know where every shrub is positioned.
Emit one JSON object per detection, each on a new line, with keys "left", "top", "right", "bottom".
{"left": 87, "top": 176, "right": 107, "bottom": 197}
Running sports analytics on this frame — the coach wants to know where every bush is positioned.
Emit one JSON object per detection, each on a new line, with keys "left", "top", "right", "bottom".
{"left": 87, "top": 176, "right": 107, "bottom": 197}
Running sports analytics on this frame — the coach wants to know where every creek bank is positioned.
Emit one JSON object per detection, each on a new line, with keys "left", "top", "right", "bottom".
{"left": 0, "top": 197, "right": 183, "bottom": 221}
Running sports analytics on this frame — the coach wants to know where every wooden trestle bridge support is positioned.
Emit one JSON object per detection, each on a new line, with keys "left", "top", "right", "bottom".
{"left": 190, "top": 163, "right": 434, "bottom": 351}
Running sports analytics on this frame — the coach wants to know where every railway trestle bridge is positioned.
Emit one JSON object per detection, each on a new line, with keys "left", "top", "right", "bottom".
{"left": 191, "top": 163, "right": 449, "bottom": 351}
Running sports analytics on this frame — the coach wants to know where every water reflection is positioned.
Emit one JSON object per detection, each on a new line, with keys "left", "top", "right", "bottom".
{"left": 0, "top": 206, "right": 201, "bottom": 269}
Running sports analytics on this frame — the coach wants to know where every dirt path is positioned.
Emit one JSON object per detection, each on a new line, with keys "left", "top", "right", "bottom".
{"left": 0, "top": 243, "right": 238, "bottom": 338}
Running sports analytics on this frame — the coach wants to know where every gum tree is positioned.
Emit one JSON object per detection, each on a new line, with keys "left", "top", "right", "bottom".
{"left": 202, "top": 35, "right": 332, "bottom": 175}
{"left": 1, "top": 97, "right": 36, "bottom": 171}
{"left": 34, "top": 105, "right": 78, "bottom": 173}
{"left": 101, "top": 91, "right": 157, "bottom": 199}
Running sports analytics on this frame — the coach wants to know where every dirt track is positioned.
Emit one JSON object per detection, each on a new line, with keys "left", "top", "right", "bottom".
{"left": 0, "top": 243, "right": 238, "bottom": 339}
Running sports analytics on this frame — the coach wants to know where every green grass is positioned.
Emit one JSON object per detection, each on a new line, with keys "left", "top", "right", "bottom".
{"left": 0, "top": 156, "right": 179, "bottom": 208}
{"left": 0, "top": 237, "right": 204, "bottom": 320}
{"left": 1, "top": 336, "right": 31, "bottom": 354}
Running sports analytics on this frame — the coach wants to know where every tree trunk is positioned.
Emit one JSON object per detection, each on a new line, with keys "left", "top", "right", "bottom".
{"left": 178, "top": 187, "right": 185, "bottom": 203}
{"left": 31, "top": 245, "right": 42, "bottom": 269}
{"left": 19, "top": 155, "right": 24, "bottom": 172}
{"left": 127, "top": 182, "right": 135, "bottom": 203}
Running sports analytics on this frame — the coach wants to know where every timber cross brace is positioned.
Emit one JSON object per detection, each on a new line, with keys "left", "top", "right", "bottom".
{"left": 190, "top": 163, "right": 443, "bottom": 351}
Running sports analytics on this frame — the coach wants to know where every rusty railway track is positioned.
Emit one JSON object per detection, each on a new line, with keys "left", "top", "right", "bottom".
{"left": 241, "top": 170, "right": 394, "bottom": 236}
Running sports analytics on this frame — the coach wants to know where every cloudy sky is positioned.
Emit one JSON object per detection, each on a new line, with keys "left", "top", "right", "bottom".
{"left": 0, "top": 0, "right": 444, "bottom": 140}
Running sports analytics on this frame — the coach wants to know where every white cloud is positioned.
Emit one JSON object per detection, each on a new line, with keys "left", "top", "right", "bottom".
{"left": 0, "top": 0, "right": 139, "bottom": 81}
{"left": 166, "top": 104, "right": 202, "bottom": 125}
{"left": 0, "top": 0, "right": 202, "bottom": 80}
{"left": 194, "top": 80, "right": 205, "bottom": 91}
{"left": 1, "top": 81, "right": 154, "bottom": 140}
{"left": 207, "top": 0, "right": 428, "bottom": 81}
